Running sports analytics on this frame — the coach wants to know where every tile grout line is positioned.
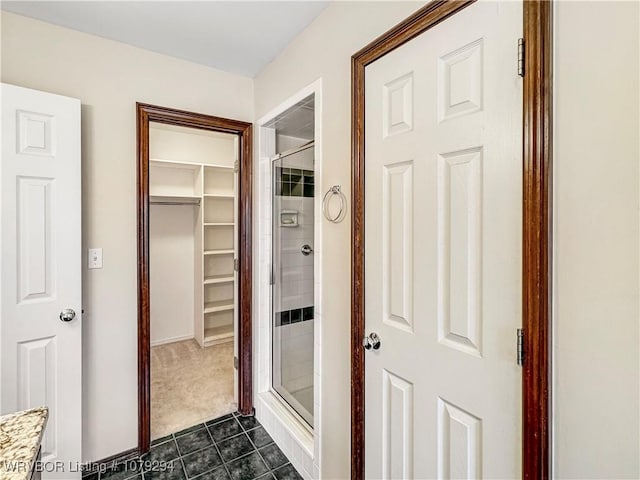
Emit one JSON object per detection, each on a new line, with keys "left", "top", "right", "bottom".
{"left": 174, "top": 429, "right": 190, "bottom": 480}
{"left": 215, "top": 415, "right": 276, "bottom": 480}
{"left": 238, "top": 417, "right": 285, "bottom": 479}
{"left": 175, "top": 423, "right": 220, "bottom": 479}
{"left": 205, "top": 419, "right": 234, "bottom": 480}
{"left": 102, "top": 414, "right": 298, "bottom": 480}
{"left": 177, "top": 454, "right": 188, "bottom": 480}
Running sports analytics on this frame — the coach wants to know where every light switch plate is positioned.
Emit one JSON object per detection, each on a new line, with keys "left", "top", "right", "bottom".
{"left": 88, "top": 248, "right": 103, "bottom": 269}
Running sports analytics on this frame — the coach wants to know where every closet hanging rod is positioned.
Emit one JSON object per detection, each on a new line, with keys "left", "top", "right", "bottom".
{"left": 149, "top": 195, "right": 201, "bottom": 206}
{"left": 273, "top": 140, "right": 314, "bottom": 161}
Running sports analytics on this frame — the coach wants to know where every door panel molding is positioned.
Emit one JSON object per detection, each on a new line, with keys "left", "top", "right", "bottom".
{"left": 136, "top": 103, "right": 253, "bottom": 453}
{"left": 351, "top": 1, "right": 552, "bottom": 478}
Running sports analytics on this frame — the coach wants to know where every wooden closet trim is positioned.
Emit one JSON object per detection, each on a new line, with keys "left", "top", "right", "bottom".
{"left": 350, "top": 1, "right": 553, "bottom": 478}
{"left": 136, "top": 103, "right": 253, "bottom": 454}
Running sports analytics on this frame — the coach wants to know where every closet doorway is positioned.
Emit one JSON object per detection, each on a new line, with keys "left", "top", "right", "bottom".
{"left": 137, "top": 104, "right": 252, "bottom": 453}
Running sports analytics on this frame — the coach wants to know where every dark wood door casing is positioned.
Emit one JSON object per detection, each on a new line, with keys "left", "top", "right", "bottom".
{"left": 350, "top": 1, "right": 553, "bottom": 479}
{"left": 136, "top": 103, "right": 253, "bottom": 454}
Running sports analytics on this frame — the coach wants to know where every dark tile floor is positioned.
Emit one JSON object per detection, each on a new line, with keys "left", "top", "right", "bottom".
{"left": 83, "top": 413, "right": 303, "bottom": 480}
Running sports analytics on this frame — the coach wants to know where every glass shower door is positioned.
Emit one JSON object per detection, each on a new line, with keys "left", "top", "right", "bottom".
{"left": 271, "top": 145, "right": 314, "bottom": 426}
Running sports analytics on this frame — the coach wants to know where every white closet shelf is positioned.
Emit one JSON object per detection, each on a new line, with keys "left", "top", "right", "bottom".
{"left": 204, "top": 301, "right": 234, "bottom": 313}
{"left": 204, "top": 324, "right": 234, "bottom": 346}
{"left": 150, "top": 159, "right": 201, "bottom": 170}
{"left": 204, "top": 222, "right": 235, "bottom": 227}
{"left": 150, "top": 195, "right": 201, "bottom": 205}
{"left": 151, "top": 159, "right": 233, "bottom": 171}
{"left": 204, "top": 164, "right": 234, "bottom": 171}
{"left": 204, "top": 275, "right": 234, "bottom": 285}
{"left": 204, "top": 249, "right": 235, "bottom": 256}
{"left": 203, "top": 193, "right": 235, "bottom": 198}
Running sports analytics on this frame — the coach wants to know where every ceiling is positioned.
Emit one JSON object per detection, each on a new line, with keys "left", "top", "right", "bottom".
{"left": 1, "top": 1, "right": 329, "bottom": 77}
{"left": 265, "top": 94, "right": 314, "bottom": 140}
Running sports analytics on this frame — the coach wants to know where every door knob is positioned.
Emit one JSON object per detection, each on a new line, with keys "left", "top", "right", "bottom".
{"left": 301, "top": 244, "right": 313, "bottom": 256}
{"left": 59, "top": 308, "right": 76, "bottom": 323}
{"left": 363, "top": 332, "right": 381, "bottom": 351}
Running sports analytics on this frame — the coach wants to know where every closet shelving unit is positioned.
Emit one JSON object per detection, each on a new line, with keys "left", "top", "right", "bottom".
{"left": 150, "top": 158, "right": 237, "bottom": 348}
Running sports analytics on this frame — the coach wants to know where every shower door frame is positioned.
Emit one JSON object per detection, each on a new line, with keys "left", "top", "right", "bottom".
{"left": 136, "top": 103, "right": 253, "bottom": 455}
{"left": 254, "top": 79, "right": 323, "bottom": 476}
{"left": 270, "top": 141, "right": 316, "bottom": 427}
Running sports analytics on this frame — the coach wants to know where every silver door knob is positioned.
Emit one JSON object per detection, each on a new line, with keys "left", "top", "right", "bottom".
{"left": 363, "top": 332, "right": 381, "bottom": 350}
{"left": 301, "top": 244, "right": 313, "bottom": 256}
{"left": 59, "top": 308, "right": 76, "bottom": 323}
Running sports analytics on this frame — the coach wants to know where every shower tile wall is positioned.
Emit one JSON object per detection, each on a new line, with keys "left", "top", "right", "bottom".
{"left": 273, "top": 147, "right": 314, "bottom": 416}
{"left": 276, "top": 195, "right": 314, "bottom": 312}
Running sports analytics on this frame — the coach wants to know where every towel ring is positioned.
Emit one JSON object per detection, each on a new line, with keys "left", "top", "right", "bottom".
{"left": 322, "top": 185, "right": 347, "bottom": 223}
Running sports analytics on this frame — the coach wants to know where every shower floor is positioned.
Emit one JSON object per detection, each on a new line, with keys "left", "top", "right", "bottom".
{"left": 291, "top": 386, "right": 314, "bottom": 418}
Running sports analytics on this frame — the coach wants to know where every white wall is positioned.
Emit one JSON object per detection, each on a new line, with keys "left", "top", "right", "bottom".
{"left": 149, "top": 205, "right": 196, "bottom": 346}
{"left": 150, "top": 123, "right": 236, "bottom": 167}
{"left": 253, "top": 2, "right": 423, "bottom": 477}
{"left": 554, "top": 2, "right": 639, "bottom": 477}
{"left": 0, "top": 11, "right": 253, "bottom": 461}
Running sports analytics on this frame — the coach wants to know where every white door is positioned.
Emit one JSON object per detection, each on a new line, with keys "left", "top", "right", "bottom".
{"left": 364, "top": 1, "right": 522, "bottom": 478}
{"left": 1, "top": 83, "right": 82, "bottom": 478}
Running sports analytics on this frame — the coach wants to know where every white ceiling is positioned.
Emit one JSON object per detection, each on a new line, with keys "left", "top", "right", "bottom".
{"left": 265, "top": 94, "right": 314, "bottom": 139}
{"left": 1, "top": 1, "right": 329, "bottom": 77}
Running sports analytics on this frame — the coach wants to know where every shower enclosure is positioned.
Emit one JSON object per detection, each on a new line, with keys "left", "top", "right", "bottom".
{"left": 272, "top": 141, "right": 315, "bottom": 426}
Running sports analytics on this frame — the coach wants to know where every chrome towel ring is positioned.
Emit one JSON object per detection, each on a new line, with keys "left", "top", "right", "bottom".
{"left": 322, "top": 185, "right": 347, "bottom": 223}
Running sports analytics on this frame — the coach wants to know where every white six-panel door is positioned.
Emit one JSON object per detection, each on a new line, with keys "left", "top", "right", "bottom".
{"left": 364, "top": 2, "right": 523, "bottom": 478}
{"left": 1, "top": 83, "right": 82, "bottom": 478}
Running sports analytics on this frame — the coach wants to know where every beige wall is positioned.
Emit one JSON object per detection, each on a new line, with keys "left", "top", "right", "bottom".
{"left": 2, "top": 0, "right": 639, "bottom": 475}
{"left": 554, "top": 1, "right": 639, "bottom": 477}
{"left": 0, "top": 11, "right": 254, "bottom": 461}
{"left": 253, "top": 2, "right": 422, "bottom": 477}
{"left": 256, "top": 0, "right": 640, "bottom": 477}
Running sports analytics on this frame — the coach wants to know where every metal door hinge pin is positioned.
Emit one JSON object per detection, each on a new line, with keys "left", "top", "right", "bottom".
{"left": 518, "top": 38, "right": 525, "bottom": 77}
{"left": 517, "top": 328, "right": 524, "bottom": 366}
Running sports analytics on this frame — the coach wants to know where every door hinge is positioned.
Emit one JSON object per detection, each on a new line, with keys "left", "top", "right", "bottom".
{"left": 516, "top": 328, "right": 525, "bottom": 366}
{"left": 517, "top": 38, "right": 525, "bottom": 77}
{"left": 234, "top": 160, "right": 239, "bottom": 173}
{"left": 234, "top": 258, "right": 239, "bottom": 271}
{"left": 234, "top": 356, "right": 239, "bottom": 369}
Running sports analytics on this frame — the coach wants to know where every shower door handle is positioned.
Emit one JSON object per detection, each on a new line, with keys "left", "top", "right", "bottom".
{"left": 363, "top": 332, "right": 381, "bottom": 351}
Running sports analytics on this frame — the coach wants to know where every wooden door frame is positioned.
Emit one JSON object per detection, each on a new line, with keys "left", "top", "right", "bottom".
{"left": 136, "top": 103, "right": 253, "bottom": 453}
{"left": 350, "top": 1, "right": 552, "bottom": 478}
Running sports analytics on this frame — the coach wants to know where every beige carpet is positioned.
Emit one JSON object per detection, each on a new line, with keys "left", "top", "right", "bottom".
{"left": 151, "top": 339, "right": 235, "bottom": 440}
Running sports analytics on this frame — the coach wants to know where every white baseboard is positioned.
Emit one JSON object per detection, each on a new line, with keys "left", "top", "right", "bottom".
{"left": 150, "top": 334, "right": 193, "bottom": 347}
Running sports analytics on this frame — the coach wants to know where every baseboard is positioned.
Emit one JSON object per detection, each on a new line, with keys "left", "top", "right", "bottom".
{"left": 82, "top": 447, "right": 139, "bottom": 478}
{"left": 150, "top": 334, "right": 193, "bottom": 347}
